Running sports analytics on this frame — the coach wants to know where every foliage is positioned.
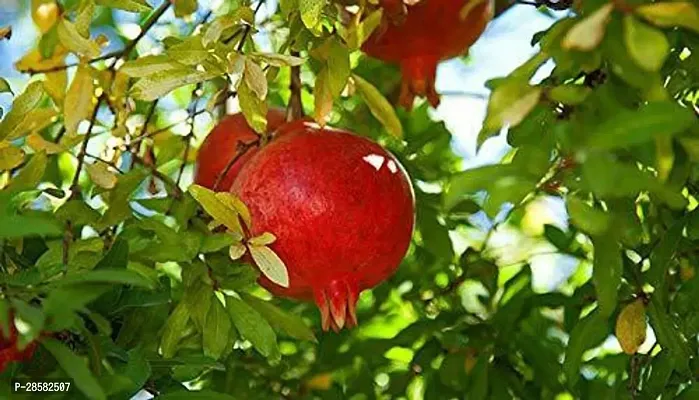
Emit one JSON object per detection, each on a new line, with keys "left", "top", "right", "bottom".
{"left": 0, "top": 0, "right": 698, "bottom": 399}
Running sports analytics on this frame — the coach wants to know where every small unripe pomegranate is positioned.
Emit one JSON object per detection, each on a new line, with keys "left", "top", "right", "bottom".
{"left": 232, "top": 122, "right": 415, "bottom": 331}
{"left": 363, "top": 0, "right": 493, "bottom": 109}
{"left": 194, "top": 110, "right": 286, "bottom": 191}
{"left": 0, "top": 313, "right": 38, "bottom": 373}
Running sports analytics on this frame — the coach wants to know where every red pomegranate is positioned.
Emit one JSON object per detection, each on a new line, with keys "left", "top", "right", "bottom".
{"left": 231, "top": 122, "right": 415, "bottom": 331}
{"left": 362, "top": 0, "right": 493, "bottom": 109}
{"left": 194, "top": 109, "right": 287, "bottom": 191}
{"left": 0, "top": 314, "right": 38, "bottom": 373}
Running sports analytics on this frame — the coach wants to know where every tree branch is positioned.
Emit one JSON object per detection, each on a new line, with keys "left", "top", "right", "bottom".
{"left": 287, "top": 50, "right": 304, "bottom": 122}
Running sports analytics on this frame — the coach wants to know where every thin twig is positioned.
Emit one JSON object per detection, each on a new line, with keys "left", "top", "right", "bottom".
{"left": 131, "top": 155, "right": 183, "bottom": 198}
{"left": 287, "top": 50, "right": 304, "bottom": 122}
{"left": 71, "top": 93, "right": 106, "bottom": 196}
{"left": 84, "top": 153, "right": 126, "bottom": 174}
{"left": 212, "top": 139, "right": 260, "bottom": 191}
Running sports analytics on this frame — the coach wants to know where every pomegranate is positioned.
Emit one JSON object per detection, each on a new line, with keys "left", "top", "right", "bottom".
{"left": 0, "top": 314, "right": 38, "bottom": 373}
{"left": 194, "top": 109, "right": 286, "bottom": 191}
{"left": 231, "top": 122, "right": 415, "bottom": 331}
{"left": 362, "top": 0, "right": 493, "bottom": 109}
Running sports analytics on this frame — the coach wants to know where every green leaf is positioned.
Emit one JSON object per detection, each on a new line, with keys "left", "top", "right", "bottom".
{"left": 567, "top": 196, "right": 610, "bottom": 236}
{"left": 248, "top": 244, "right": 290, "bottom": 288}
{"left": 168, "top": 36, "right": 210, "bottom": 66}
{"left": 55, "top": 199, "right": 101, "bottom": 226}
{"left": 189, "top": 184, "right": 243, "bottom": 234}
{"left": 131, "top": 68, "right": 217, "bottom": 101}
{"left": 226, "top": 296, "right": 280, "bottom": 360}
{"left": 57, "top": 19, "right": 100, "bottom": 58}
{"left": 242, "top": 294, "right": 316, "bottom": 342}
{"left": 95, "top": 237, "right": 129, "bottom": 269}
{"left": 0, "top": 146, "right": 25, "bottom": 170}
{"left": 0, "top": 214, "right": 61, "bottom": 238}
{"left": 161, "top": 301, "right": 191, "bottom": 358}
{"left": 0, "top": 81, "right": 45, "bottom": 141}
{"left": 238, "top": 78, "right": 268, "bottom": 133}
{"left": 636, "top": 2, "right": 699, "bottom": 34}
{"left": 64, "top": 65, "right": 95, "bottom": 135}
{"left": 563, "top": 309, "right": 609, "bottom": 387}
{"left": 202, "top": 8, "right": 253, "bottom": 46}
{"left": 352, "top": 74, "right": 403, "bottom": 138}
{"left": 120, "top": 55, "right": 182, "bottom": 77}
{"left": 480, "top": 80, "right": 541, "bottom": 144}
{"left": 42, "top": 338, "right": 107, "bottom": 400}
{"left": 7, "top": 150, "right": 47, "bottom": 192}
{"left": 250, "top": 52, "right": 305, "bottom": 67}
{"left": 201, "top": 233, "right": 237, "bottom": 253}
{"left": 591, "top": 234, "right": 621, "bottom": 317}
{"left": 623, "top": 15, "right": 669, "bottom": 72}
{"left": 445, "top": 164, "right": 516, "bottom": 209}
{"left": 172, "top": 0, "right": 197, "bottom": 17}
{"left": 203, "top": 296, "right": 232, "bottom": 359}
{"left": 547, "top": 84, "right": 591, "bottom": 105}
{"left": 642, "top": 350, "right": 674, "bottom": 398}
{"left": 56, "top": 269, "right": 154, "bottom": 288}
{"left": 300, "top": 0, "right": 325, "bottom": 30}
{"left": 647, "top": 220, "right": 684, "bottom": 291}
{"left": 158, "top": 391, "right": 237, "bottom": 400}
{"left": 95, "top": 0, "right": 151, "bottom": 12}
{"left": 0, "top": 77, "right": 13, "bottom": 95}
{"left": 585, "top": 102, "right": 695, "bottom": 150}
{"left": 647, "top": 296, "right": 691, "bottom": 373}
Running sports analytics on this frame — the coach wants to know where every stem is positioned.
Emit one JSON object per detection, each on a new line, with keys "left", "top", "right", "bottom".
{"left": 131, "top": 155, "right": 183, "bottom": 198}
{"left": 287, "top": 50, "right": 304, "bottom": 122}
{"left": 212, "top": 139, "right": 260, "bottom": 191}
{"left": 70, "top": 93, "right": 105, "bottom": 196}
{"left": 84, "top": 153, "right": 126, "bottom": 174}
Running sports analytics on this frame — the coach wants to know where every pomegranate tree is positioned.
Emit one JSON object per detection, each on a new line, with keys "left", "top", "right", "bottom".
{"left": 231, "top": 122, "right": 415, "bottom": 331}
{"left": 194, "top": 110, "right": 286, "bottom": 191}
{"left": 363, "top": 0, "right": 493, "bottom": 109}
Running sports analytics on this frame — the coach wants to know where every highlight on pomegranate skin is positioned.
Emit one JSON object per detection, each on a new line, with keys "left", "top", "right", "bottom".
{"left": 363, "top": 0, "right": 494, "bottom": 109}
{"left": 231, "top": 121, "right": 415, "bottom": 331}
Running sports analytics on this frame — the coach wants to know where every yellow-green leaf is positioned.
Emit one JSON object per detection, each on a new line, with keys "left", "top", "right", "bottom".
{"left": 238, "top": 79, "right": 268, "bottom": 133}
{"left": 7, "top": 151, "right": 47, "bottom": 192}
{"left": 480, "top": 80, "right": 541, "bottom": 144}
{"left": 0, "top": 78, "right": 13, "bottom": 95}
{"left": 244, "top": 58, "right": 268, "bottom": 100}
{"left": 623, "top": 15, "right": 669, "bottom": 72}
{"left": 248, "top": 232, "right": 276, "bottom": 247}
{"left": 248, "top": 244, "right": 290, "bottom": 288}
{"left": 64, "top": 65, "right": 95, "bottom": 135}
{"left": 314, "top": 68, "right": 334, "bottom": 124}
{"left": 0, "top": 146, "right": 25, "bottom": 170}
{"left": 214, "top": 192, "right": 251, "bottom": 228}
{"left": 250, "top": 52, "right": 305, "bottom": 67}
{"left": 616, "top": 299, "right": 647, "bottom": 354}
{"left": 636, "top": 2, "right": 699, "bottom": 34}
{"left": 352, "top": 74, "right": 403, "bottom": 138}
{"left": 7, "top": 108, "right": 58, "bottom": 142}
{"left": 229, "top": 242, "right": 247, "bottom": 260}
{"left": 189, "top": 184, "right": 243, "bottom": 235}
{"left": 120, "top": 55, "right": 182, "bottom": 77}
{"left": 562, "top": 4, "right": 614, "bottom": 51}
{"left": 548, "top": 84, "right": 591, "bottom": 105}
{"left": 86, "top": 162, "right": 117, "bottom": 189}
{"left": 168, "top": 36, "right": 210, "bottom": 66}
{"left": 0, "top": 81, "right": 45, "bottom": 142}
{"left": 57, "top": 19, "right": 100, "bottom": 58}
{"left": 131, "top": 69, "right": 217, "bottom": 101}
{"left": 95, "top": 0, "right": 152, "bottom": 13}
{"left": 300, "top": 0, "right": 325, "bottom": 31}
{"left": 26, "top": 133, "right": 67, "bottom": 154}
{"left": 43, "top": 70, "right": 67, "bottom": 105}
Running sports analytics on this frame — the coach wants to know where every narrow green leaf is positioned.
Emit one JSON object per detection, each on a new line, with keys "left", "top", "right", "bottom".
{"left": 445, "top": 164, "right": 517, "bottom": 209}
{"left": 563, "top": 310, "right": 609, "bottom": 386}
{"left": 480, "top": 80, "right": 541, "bottom": 144}
{"left": 636, "top": 2, "right": 699, "bottom": 34}
{"left": 647, "top": 296, "right": 691, "bottom": 373}
{"left": 161, "top": 302, "right": 191, "bottom": 358}
{"left": 567, "top": 196, "right": 610, "bottom": 236}
{"left": 591, "top": 234, "right": 621, "bottom": 317}
{"left": 131, "top": 69, "right": 217, "bottom": 101}
{"left": 647, "top": 220, "right": 684, "bottom": 291}
{"left": 242, "top": 294, "right": 316, "bottom": 342}
{"left": 94, "top": 238, "right": 129, "bottom": 269}
{"left": 0, "top": 77, "right": 13, "bottom": 95}
{"left": 352, "top": 74, "right": 403, "bottom": 138}
{"left": 56, "top": 269, "right": 153, "bottom": 288}
{"left": 203, "top": 296, "right": 232, "bottom": 359}
{"left": 623, "top": 15, "right": 669, "bottom": 72}
{"left": 120, "top": 55, "right": 182, "bottom": 77}
{"left": 244, "top": 58, "right": 268, "bottom": 100}
{"left": 226, "top": 296, "right": 280, "bottom": 360}
{"left": 0, "top": 215, "right": 61, "bottom": 238}
{"left": 300, "top": 0, "right": 325, "bottom": 30}
{"left": 250, "top": 52, "right": 305, "bottom": 67}
{"left": 168, "top": 36, "right": 210, "bottom": 66}
{"left": 42, "top": 338, "right": 107, "bottom": 400}
{"left": 189, "top": 184, "right": 243, "bottom": 234}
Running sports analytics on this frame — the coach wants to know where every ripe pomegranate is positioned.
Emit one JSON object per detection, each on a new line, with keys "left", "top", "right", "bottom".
{"left": 362, "top": 0, "right": 493, "bottom": 109}
{"left": 0, "top": 314, "right": 38, "bottom": 373}
{"left": 231, "top": 122, "right": 415, "bottom": 331}
{"left": 194, "top": 109, "right": 287, "bottom": 191}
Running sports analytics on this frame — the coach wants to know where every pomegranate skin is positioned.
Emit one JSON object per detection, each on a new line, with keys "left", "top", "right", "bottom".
{"left": 231, "top": 122, "right": 415, "bottom": 331}
{"left": 0, "top": 314, "right": 37, "bottom": 373}
{"left": 362, "top": 0, "right": 493, "bottom": 109}
{"left": 194, "top": 110, "right": 286, "bottom": 191}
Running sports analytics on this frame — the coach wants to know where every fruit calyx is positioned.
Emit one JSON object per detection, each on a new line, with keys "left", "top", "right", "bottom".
{"left": 314, "top": 278, "right": 359, "bottom": 332}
